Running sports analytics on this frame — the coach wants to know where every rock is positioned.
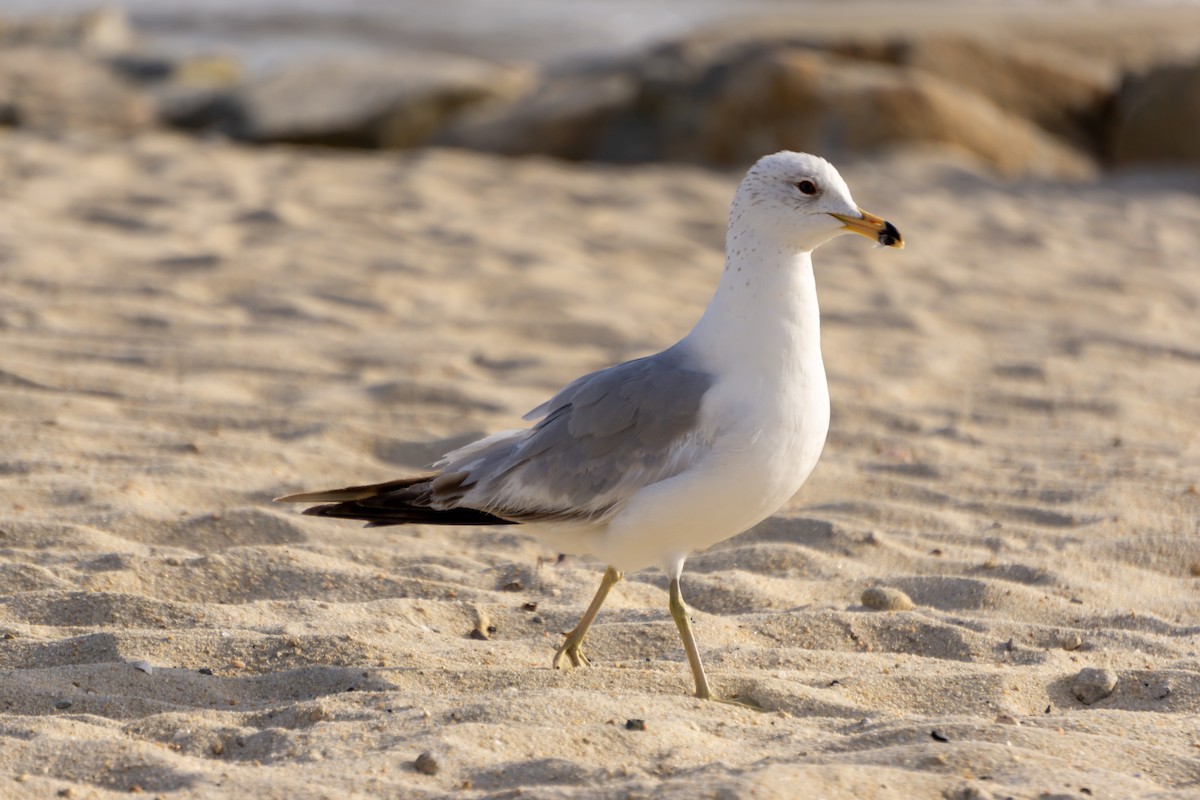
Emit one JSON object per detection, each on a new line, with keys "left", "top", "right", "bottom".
{"left": 108, "top": 51, "right": 242, "bottom": 131}
{"left": 106, "top": 54, "right": 176, "bottom": 83}
{"left": 155, "top": 87, "right": 239, "bottom": 133}
{"left": 1139, "top": 679, "right": 1171, "bottom": 701}
{"left": 1059, "top": 631, "right": 1083, "bottom": 651}
{"left": 172, "top": 55, "right": 243, "bottom": 88}
{"left": 111, "top": 53, "right": 241, "bottom": 87}
{"left": 861, "top": 586, "right": 916, "bottom": 611}
{"left": 0, "top": 8, "right": 136, "bottom": 54}
{"left": 437, "top": 61, "right": 641, "bottom": 160}
{"left": 834, "top": 35, "right": 1115, "bottom": 154}
{"left": 1112, "top": 58, "right": 1200, "bottom": 166}
{"left": 0, "top": 49, "right": 156, "bottom": 134}
{"left": 673, "top": 47, "right": 1095, "bottom": 177}
{"left": 414, "top": 751, "right": 440, "bottom": 775}
{"left": 223, "top": 53, "right": 532, "bottom": 148}
{"left": 1072, "top": 667, "right": 1118, "bottom": 704}
{"left": 441, "top": 37, "right": 1095, "bottom": 178}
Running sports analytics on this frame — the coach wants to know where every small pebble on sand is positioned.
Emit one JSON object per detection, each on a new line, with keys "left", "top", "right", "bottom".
{"left": 861, "top": 587, "right": 915, "bottom": 611}
{"left": 1072, "top": 667, "right": 1118, "bottom": 704}
{"left": 1059, "top": 632, "right": 1083, "bottom": 651}
{"left": 414, "top": 751, "right": 440, "bottom": 775}
{"left": 954, "top": 784, "right": 995, "bottom": 800}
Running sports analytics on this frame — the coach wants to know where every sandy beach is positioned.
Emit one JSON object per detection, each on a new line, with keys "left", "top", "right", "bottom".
{"left": 0, "top": 118, "right": 1199, "bottom": 799}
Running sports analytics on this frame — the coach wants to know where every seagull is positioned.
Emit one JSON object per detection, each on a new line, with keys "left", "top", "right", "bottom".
{"left": 277, "top": 151, "right": 903, "bottom": 704}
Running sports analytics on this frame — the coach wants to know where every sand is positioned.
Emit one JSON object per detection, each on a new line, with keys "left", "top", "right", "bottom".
{"left": 1, "top": 130, "right": 1199, "bottom": 799}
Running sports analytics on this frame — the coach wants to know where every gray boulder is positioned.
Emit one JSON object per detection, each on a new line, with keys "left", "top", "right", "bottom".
{"left": 222, "top": 53, "right": 531, "bottom": 148}
{"left": 831, "top": 35, "right": 1115, "bottom": 154}
{"left": 1112, "top": 58, "right": 1200, "bottom": 166}
{"left": 679, "top": 46, "right": 1095, "bottom": 177}
{"left": 437, "top": 60, "right": 641, "bottom": 160}
{"left": 0, "top": 8, "right": 135, "bottom": 53}
{"left": 0, "top": 48, "right": 156, "bottom": 134}
{"left": 442, "top": 38, "right": 1095, "bottom": 178}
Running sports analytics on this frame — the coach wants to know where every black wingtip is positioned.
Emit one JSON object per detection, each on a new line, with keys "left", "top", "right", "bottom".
{"left": 297, "top": 500, "right": 518, "bottom": 527}
{"left": 283, "top": 474, "right": 520, "bottom": 527}
{"left": 301, "top": 504, "right": 339, "bottom": 517}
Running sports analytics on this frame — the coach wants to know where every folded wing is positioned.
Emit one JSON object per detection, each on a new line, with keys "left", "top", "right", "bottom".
{"left": 276, "top": 346, "right": 714, "bottom": 527}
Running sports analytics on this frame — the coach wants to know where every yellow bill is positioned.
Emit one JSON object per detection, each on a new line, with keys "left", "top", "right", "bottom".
{"left": 830, "top": 208, "right": 904, "bottom": 248}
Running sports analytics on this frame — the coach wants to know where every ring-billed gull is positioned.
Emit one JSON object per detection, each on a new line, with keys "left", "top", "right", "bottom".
{"left": 277, "top": 151, "right": 903, "bottom": 703}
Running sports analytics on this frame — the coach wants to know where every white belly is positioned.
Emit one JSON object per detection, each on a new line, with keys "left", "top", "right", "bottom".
{"left": 593, "top": 372, "right": 830, "bottom": 572}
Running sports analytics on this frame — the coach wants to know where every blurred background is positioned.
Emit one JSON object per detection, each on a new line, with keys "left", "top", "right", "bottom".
{"left": 2, "top": 7, "right": 1200, "bottom": 797}
{"left": 1, "top": 0, "right": 806, "bottom": 68}
{"left": 2, "top": 0, "right": 1199, "bottom": 176}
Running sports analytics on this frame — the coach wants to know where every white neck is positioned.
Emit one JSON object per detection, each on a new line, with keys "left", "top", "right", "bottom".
{"left": 684, "top": 230, "right": 824, "bottom": 381}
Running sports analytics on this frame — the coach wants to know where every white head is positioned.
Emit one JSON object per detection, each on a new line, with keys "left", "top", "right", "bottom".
{"left": 730, "top": 151, "right": 903, "bottom": 253}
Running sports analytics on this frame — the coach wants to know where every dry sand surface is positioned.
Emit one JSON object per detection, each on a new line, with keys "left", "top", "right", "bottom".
{"left": 1, "top": 130, "right": 1199, "bottom": 799}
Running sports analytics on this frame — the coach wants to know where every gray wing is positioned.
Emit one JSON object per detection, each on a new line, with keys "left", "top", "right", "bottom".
{"left": 430, "top": 345, "right": 714, "bottom": 522}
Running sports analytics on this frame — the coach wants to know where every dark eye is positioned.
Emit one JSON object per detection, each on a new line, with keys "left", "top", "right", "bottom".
{"left": 796, "top": 180, "right": 818, "bottom": 196}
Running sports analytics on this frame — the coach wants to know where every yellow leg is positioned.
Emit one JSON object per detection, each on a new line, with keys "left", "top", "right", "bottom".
{"left": 668, "top": 577, "right": 713, "bottom": 699}
{"left": 553, "top": 566, "right": 622, "bottom": 669}
{"left": 669, "top": 577, "right": 762, "bottom": 709}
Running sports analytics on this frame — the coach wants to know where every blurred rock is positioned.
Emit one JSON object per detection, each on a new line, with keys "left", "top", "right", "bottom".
{"left": 442, "top": 39, "right": 1095, "bottom": 178}
{"left": 0, "top": 48, "right": 156, "bottom": 134}
{"left": 674, "top": 46, "right": 1094, "bottom": 177}
{"left": 861, "top": 586, "right": 916, "bottom": 611}
{"left": 0, "top": 9, "right": 238, "bottom": 137}
{"left": 437, "top": 60, "right": 641, "bottom": 160}
{"left": 833, "top": 35, "right": 1115, "bottom": 154}
{"left": 140, "top": 55, "right": 243, "bottom": 131}
{"left": 219, "top": 54, "right": 532, "bottom": 148}
{"left": 156, "top": 85, "right": 239, "bottom": 132}
{"left": 110, "top": 53, "right": 239, "bottom": 86}
{"left": 1112, "top": 58, "right": 1200, "bottom": 166}
{"left": 1072, "top": 667, "right": 1118, "bottom": 705}
{"left": 2, "top": 8, "right": 1196, "bottom": 177}
{"left": 0, "top": 8, "right": 135, "bottom": 54}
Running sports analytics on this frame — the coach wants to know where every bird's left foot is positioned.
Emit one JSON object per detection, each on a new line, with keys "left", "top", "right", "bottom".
{"left": 700, "top": 690, "right": 763, "bottom": 710}
{"left": 695, "top": 688, "right": 765, "bottom": 711}
{"left": 552, "top": 633, "right": 591, "bottom": 669}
